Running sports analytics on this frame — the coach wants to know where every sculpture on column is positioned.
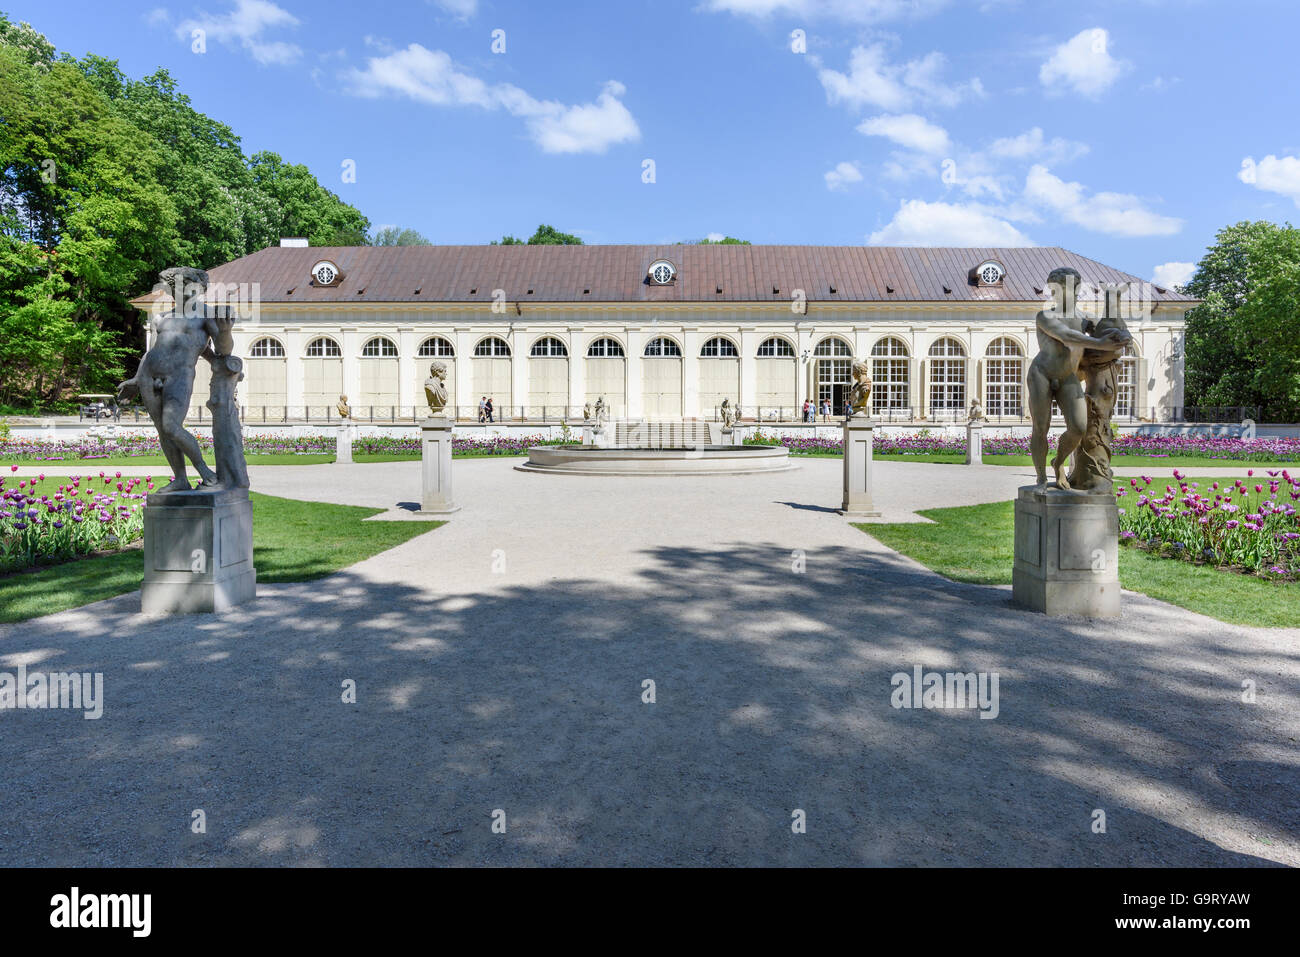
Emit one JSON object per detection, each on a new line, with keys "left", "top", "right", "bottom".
{"left": 846, "top": 359, "right": 873, "bottom": 417}
{"left": 583, "top": 401, "right": 592, "bottom": 423}
{"left": 594, "top": 396, "right": 607, "bottom": 427}
{"left": 337, "top": 395, "right": 351, "bottom": 418}
{"left": 1025, "top": 267, "right": 1131, "bottom": 489}
{"left": 424, "top": 361, "right": 449, "bottom": 416}
{"left": 720, "top": 398, "right": 737, "bottom": 429}
{"left": 1067, "top": 284, "right": 1132, "bottom": 491}
{"left": 967, "top": 397, "right": 985, "bottom": 423}
{"left": 117, "top": 267, "right": 246, "bottom": 492}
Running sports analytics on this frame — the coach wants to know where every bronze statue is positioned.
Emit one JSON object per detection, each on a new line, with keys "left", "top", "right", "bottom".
{"left": 1026, "top": 267, "right": 1131, "bottom": 489}
{"left": 118, "top": 268, "right": 243, "bottom": 492}
{"left": 846, "top": 359, "right": 873, "bottom": 417}
{"left": 424, "top": 361, "right": 449, "bottom": 415}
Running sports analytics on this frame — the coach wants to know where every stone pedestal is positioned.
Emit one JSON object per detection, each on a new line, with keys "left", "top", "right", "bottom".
{"left": 581, "top": 425, "right": 593, "bottom": 446}
{"left": 720, "top": 427, "right": 737, "bottom": 446}
{"left": 141, "top": 487, "right": 256, "bottom": 615}
{"left": 965, "top": 421, "right": 983, "bottom": 464}
{"left": 335, "top": 423, "right": 355, "bottom": 464}
{"left": 419, "top": 417, "right": 460, "bottom": 514}
{"left": 593, "top": 426, "right": 611, "bottom": 449}
{"left": 839, "top": 417, "right": 882, "bottom": 517}
{"left": 1012, "top": 485, "right": 1120, "bottom": 617}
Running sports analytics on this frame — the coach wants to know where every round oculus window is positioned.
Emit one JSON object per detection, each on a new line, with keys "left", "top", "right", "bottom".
{"left": 648, "top": 260, "right": 675, "bottom": 284}
{"left": 312, "top": 261, "right": 339, "bottom": 285}
{"left": 977, "top": 262, "right": 1004, "bottom": 285}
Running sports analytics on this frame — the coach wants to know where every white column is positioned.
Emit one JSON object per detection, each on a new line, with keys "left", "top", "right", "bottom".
{"left": 739, "top": 327, "right": 759, "bottom": 415}
{"left": 626, "top": 326, "right": 644, "bottom": 419}
{"left": 568, "top": 328, "right": 585, "bottom": 419}
{"left": 683, "top": 328, "right": 701, "bottom": 418}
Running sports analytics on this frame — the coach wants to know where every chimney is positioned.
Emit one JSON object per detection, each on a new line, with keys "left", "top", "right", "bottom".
{"left": 280, "top": 237, "right": 309, "bottom": 247}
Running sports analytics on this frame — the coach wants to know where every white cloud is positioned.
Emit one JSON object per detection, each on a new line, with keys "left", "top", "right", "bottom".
{"left": 145, "top": 7, "right": 171, "bottom": 27}
{"left": 1151, "top": 262, "right": 1195, "bottom": 289}
{"left": 1239, "top": 154, "right": 1300, "bottom": 206}
{"left": 987, "top": 127, "right": 1088, "bottom": 165}
{"left": 705, "top": 232, "right": 726, "bottom": 242}
{"left": 1024, "top": 165, "right": 1182, "bottom": 236}
{"left": 701, "top": 0, "right": 948, "bottom": 23}
{"left": 1039, "top": 28, "right": 1127, "bottom": 98}
{"left": 824, "top": 161, "right": 864, "bottom": 191}
{"left": 819, "top": 43, "right": 983, "bottom": 111}
{"left": 433, "top": 0, "right": 478, "bottom": 16}
{"left": 347, "top": 45, "right": 640, "bottom": 154}
{"left": 176, "top": 0, "right": 302, "bottom": 66}
{"left": 858, "top": 113, "right": 951, "bottom": 154}
{"left": 868, "top": 199, "right": 1035, "bottom": 246}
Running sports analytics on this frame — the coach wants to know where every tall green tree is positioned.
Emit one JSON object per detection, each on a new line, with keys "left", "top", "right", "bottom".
{"left": 248, "top": 151, "right": 370, "bottom": 247}
{"left": 0, "top": 44, "right": 177, "bottom": 406}
{"left": 1183, "top": 220, "right": 1300, "bottom": 420}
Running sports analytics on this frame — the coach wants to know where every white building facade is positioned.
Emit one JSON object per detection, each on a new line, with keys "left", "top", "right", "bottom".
{"left": 134, "top": 244, "right": 1197, "bottom": 424}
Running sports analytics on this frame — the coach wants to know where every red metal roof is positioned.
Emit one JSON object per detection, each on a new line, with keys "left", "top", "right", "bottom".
{"left": 130, "top": 244, "right": 1200, "bottom": 306}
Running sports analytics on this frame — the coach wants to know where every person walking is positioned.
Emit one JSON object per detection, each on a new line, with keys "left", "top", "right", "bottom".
{"left": 484, "top": 397, "right": 495, "bottom": 423}
{"left": 478, "top": 396, "right": 486, "bottom": 423}
{"left": 801, "top": 399, "right": 811, "bottom": 423}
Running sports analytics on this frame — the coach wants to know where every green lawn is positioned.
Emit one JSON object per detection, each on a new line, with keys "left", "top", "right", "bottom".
{"left": 0, "top": 492, "right": 441, "bottom": 623}
{"left": 856, "top": 485, "right": 1298, "bottom": 628}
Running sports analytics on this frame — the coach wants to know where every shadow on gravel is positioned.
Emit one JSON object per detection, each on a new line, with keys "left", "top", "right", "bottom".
{"left": 0, "top": 540, "right": 1293, "bottom": 867}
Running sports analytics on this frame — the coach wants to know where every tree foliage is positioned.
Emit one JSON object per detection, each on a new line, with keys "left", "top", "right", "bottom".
{"left": 1183, "top": 220, "right": 1300, "bottom": 421}
{"left": 0, "top": 11, "right": 372, "bottom": 410}
{"left": 492, "top": 224, "right": 583, "bottom": 245}
{"left": 372, "top": 226, "right": 432, "bottom": 246}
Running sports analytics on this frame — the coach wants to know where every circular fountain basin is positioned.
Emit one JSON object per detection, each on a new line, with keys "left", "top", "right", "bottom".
{"left": 515, "top": 444, "right": 796, "bottom": 476}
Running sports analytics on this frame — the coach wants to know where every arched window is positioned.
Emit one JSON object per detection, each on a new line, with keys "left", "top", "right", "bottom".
{"left": 757, "top": 337, "right": 795, "bottom": 357}
{"left": 644, "top": 337, "right": 682, "bottom": 357}
{"left": 1115, "top": 344, "right": 1139, "bottom": 419}
{"left": 305, "top": 337, "right": 342, "bottom": 357}
{"left": 814, "top": 337, "right": 853, "bottom": 357}
{"left": 587, "top": 337, "right": 625, "bottom": 357}
{"left": 249, "top": 337, "right": 285, "bottom": 358}
{"left": 700, "top": 336, "right": 739, "bottom": 357}
{"left": 362, "top": 336, "right": 398, "bottom": 358}
{"left": 418, "top": 337, "right": 455, "bottom": 357}
{"left": 474, "top": 337, "right": 511, "bottom": 357}
{"left": 985, "top": 337, "right": 1024, "bottom": 417}
{"left": 530, "top": 337, "right": 568, "bottom": 357}
{"left": 927, "top": 337, "right": 966, "bottom": 414}
{"left": 871, "top": 337, "right": 910, "bottom": 413}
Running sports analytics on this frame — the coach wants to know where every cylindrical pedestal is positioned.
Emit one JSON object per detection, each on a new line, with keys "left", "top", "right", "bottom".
{"left": 839, "top": 417, "right": 882, "bottom": 517}
{"left": 1012, "top": 485, "right": 1120, "bottom": 617}
{"left": 419, "top": 417, "right": 460, "bottom": 514}
{"left": 965, "top": 422, "right": 983, "bottom": 465}
{"left": 141, "top": 487, "right": 257, "bottom": 615}
{"left": 336, "top": 423, "right": 355, "bottom": 464}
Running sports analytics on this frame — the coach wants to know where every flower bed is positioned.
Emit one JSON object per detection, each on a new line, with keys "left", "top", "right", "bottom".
{"left": 1117, "top": 469, "right": 1300, "bottom": 579}
{"left": 0, "top": 432, "right": 568, "bottom": 461}
{"left": 1, "top": 467, "right": 152, "bottom": 573}
{"left": 744, "top": 431, "right": 1300, "bottom": 461}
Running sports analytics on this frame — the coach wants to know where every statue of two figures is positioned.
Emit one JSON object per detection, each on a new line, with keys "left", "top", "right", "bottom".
{"left": 1027, "top": 267, "right": 1133, "bottom": 492}
{"left": 719, "top": 398, "right": 741, "bottom": 429}
{"left": 118, "top": 268, "right": 248, "bottom": 493}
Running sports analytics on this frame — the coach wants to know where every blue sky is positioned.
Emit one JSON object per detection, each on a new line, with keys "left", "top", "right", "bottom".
{"left": 7, "top": 0, "right": 1300, "bottom": 283}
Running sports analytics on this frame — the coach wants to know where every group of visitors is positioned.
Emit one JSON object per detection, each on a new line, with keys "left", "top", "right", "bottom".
{"left": 477, "top": 396, "right": 495, "bottom": 423}
{"left": 800, "top": 399, "right": 835, "bottom": 423}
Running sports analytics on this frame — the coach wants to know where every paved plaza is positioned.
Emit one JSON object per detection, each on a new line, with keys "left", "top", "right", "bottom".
{"left": 2, "top": 458, "right": 1296, "bottom": 866}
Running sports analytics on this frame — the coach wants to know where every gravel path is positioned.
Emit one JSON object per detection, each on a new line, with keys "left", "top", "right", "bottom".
{"left": 1, "top": 457, "right": 1296, "bottom": 866}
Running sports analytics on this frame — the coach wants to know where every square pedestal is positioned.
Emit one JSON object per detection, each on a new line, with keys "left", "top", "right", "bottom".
{"left": 840, "top": 418, "right": 882, "bottom": 517}
{"left": 965, "top": 423, "right": 983, "bottom": 465}
{"left": 141, "top": 487, "right": 257, "bottom": 615}
{"left": 336, "top": 423, "right": 355, "bottom": 464}
{"left": 1012, "top": 485, "right": 1120, "bottom": 617}
{"left": 420, "top": 417, "right": 460, "bottom": 514}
